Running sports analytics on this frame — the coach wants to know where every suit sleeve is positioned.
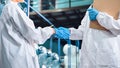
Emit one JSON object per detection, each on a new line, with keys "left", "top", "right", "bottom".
{"left": 69, "top": 25, "right": 84, "bottom": 40}
{"left": 96, "top": 12, "right": 120, "bottom": 35}
{"left": 8, "top": 5, "right": 54, "bottom": 44}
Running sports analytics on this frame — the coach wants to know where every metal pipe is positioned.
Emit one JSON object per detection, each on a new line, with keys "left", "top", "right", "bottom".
{"left": 24, "top": 1, "right": 55, "bottom": 27}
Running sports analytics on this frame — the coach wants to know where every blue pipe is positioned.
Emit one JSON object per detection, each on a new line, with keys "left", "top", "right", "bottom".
{"left": 75, "top": 40, "right": 80, "bottom": 68}
{"left": 25, "top": 0, "right": 30, "bottom": 16}
{"left": 50, "top": 37, "right": 53, "bottom": 51}
{"left": 58, "top": 38, "right": 61, "bottom": 56}
{"left": 67, "top": 40, "right": 71, "bottom": 68}
{"left": 24, "top": 2, "right": 55, "bottom": 28}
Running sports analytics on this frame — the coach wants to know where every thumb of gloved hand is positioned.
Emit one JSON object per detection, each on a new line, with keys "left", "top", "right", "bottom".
{"left": 88, "top": 8, "right": 99, "bottom": 21}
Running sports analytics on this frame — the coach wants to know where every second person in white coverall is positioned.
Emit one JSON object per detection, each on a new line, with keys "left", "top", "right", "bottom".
{"left": 0, "top": 0, "right": 55, "bottom": 68}
{"left": 54, "top": 4, "right": 120, "bottom": 68}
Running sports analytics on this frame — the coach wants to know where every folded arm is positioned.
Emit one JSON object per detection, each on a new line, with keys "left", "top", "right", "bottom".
{"left": 7, "top": 4, "right": 54, "bottom": 44}
{"left": 97, "top": 12, "right": 120, "bottom": 35}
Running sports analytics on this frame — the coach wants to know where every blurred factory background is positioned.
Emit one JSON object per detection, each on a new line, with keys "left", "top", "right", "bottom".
{"left": 29, "top": 0, "right": 92, "bottom": 28}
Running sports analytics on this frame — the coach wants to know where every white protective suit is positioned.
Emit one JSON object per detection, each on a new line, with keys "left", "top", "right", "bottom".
{"left": 0, "top": 1, "right": 54, "bottom": 68}
{"left": 69, "top": 11, "right": 120, "bottom": 67}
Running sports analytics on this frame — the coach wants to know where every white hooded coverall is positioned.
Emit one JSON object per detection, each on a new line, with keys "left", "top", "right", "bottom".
{"left": 0, "top": 1, "right": 54, "bottom": 68}
{"left": 69, "top": 11, "right": 120, "bottom": 68}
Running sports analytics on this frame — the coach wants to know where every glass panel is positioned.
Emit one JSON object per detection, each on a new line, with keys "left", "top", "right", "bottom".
{"left": 30, "top": 0, "right": 40, "bottom": 11}
{"left": 41, "top": 0, "right": 55, "bottom": 10}
{"left": 24, "top": 0, "right": 94, "bottom": 12}
{"left": 55, "top": 0, "right": 93, "bottom": 9}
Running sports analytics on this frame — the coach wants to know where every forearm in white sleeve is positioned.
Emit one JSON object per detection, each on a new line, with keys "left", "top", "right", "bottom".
{"left": 35, "top": 27, "right": 54, "bottom": 44}
{"left": 69, "top": 25, "right": 84, "bottom": 40}
{"left": 96, "top": 12, "right": 120, "bottom": 35}
{"left": 9, "top": 4, "right": 54, "bottom": 45}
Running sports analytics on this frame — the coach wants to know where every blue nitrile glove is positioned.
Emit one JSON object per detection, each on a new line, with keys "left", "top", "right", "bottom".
{"left": 88, "top": 8, "right": 99, "bottom": 21}
{"left": 54, "top": 27, "right": 70, "bottom": 39}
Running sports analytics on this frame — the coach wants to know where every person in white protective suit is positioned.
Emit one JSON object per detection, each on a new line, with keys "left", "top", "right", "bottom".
{"left": 0, "top": 0, "right": 55, "bottom": 68}
{"left": 54, "top": 0, "right": 120, "bottom": 68}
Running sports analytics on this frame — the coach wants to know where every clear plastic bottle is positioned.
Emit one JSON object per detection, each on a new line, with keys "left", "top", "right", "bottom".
{"left": 44, "top": 50, "right": 53, "bottom": 68}
{"left": 37, "top": 46, "right": 47, "bottom": 67}
{"left": 51, "top": 53, "right": 60, "bottom": 68}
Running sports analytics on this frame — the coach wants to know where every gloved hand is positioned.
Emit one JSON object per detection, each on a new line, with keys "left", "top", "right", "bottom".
{"left": 54, "top": 27, "right": 70, "bottom": 39}
{"left": 88, "top": 8, "right": 99, "bottom": 21}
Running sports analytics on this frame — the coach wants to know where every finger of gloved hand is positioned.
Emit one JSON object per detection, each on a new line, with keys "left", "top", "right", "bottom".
{"left": 87, "top": 8, "right": 93, "bottom": 11}
{"left": 88, "top": 8, "right": 98, "bottom": 13}
{"left": 54, "top": 27, "right": 70, "bottom": 39}
{"left": 88, "top": 8, "right": 99, "bottom": 20}
{"left": 55, "top": 34, "right": 69, "bottom": 39}
{"left": 54, "top": 31, "right": 69, "bottom": 39}
{"left": 54, "top": 28, "right": 59, "bottom": 35}
{"left": 54, "top": 30, "right": 65, "bottom": 39}
{"left": 54, "top": 34, "right": 68, "bottom": 39}
{"left": 57, "top": 27, "right": 70, "bottom": 36}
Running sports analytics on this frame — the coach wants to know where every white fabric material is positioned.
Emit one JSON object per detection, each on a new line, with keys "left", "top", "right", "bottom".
{"left": 0, "top": 1, "right": 53, "bottom": 68}
{"left": 97, "top": 12, "right": 120, "bottom": 36}
{"left": 0, "top": 16, "right": 4, "bottom": 68}
{"left": 69, "top": 11, "right": 120, "bottom": 68}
